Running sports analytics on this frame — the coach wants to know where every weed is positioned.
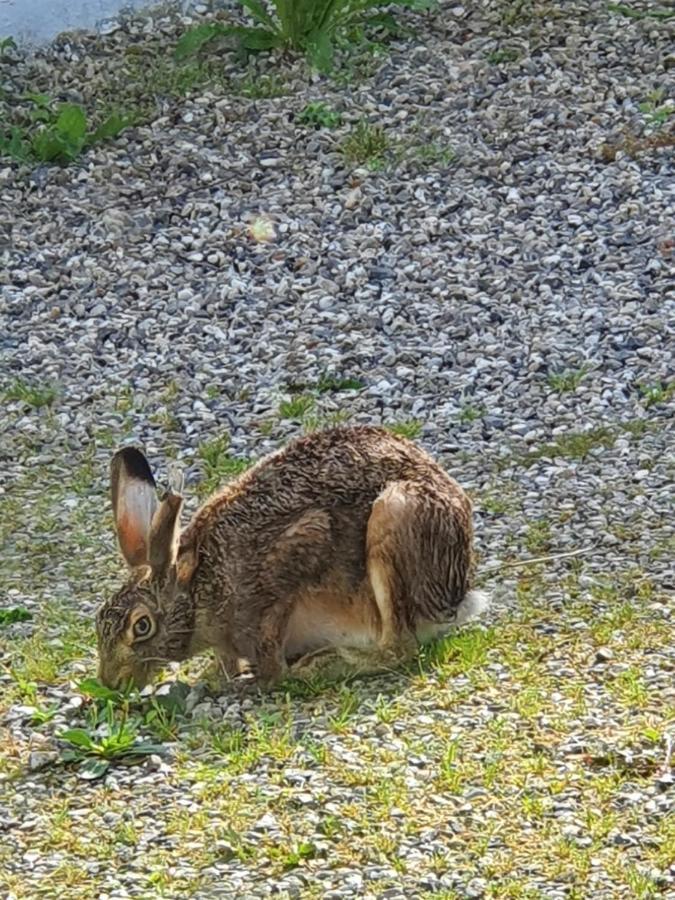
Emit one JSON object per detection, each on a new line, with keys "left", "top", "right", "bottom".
{"left": 638, "top": 381, "right": 674, "bottom": 408}
{"left": 0, "top": 606, "right": 32, "bottom": 626}
{"left": 487, "top": 46, "right": 520, "bottom": 64}
{"left": 329, "top": 686, "right": 361, "bottom": 732}
{"left": 302, "top": 408, "right": 352, "bottom": 432}
{"left": 59, "top": 701, "right": 164, "bottom": 779}
{"left": 30, "top": 703, "right": 60, "bottom": 726}
{"left": 279, "top": 394, "right": 316, "bottom": 419}
{"left": 316, "top": 373, "right": 364, "bottom": 393}
{"left": 341, "top": 119, "right": 388, "bottom": 167}
{"left": 386, "top": 419, "right": 423, "bottom": 440}
{"left": 271, "top": 841, "right": 316, "bottom": 870}
{"left": 1, "top": 96, "right": 133, "bottom": 165}
{"left": 411, "top": 140, "right": 456, "bottom": 167}
{"left": 608, "top": 3, "right": 675, "bottom": 21}
{"left": 458, "top": 404, "right": 484, "bottom": 424}
{"left": 438, "top": 738, "right": 463, "bottom": 792}
{"left": 175, "top": 0, "right": 436, "bottom": 73}
{"left": 299, "top": 101, "right": 343, "bottom": 128}
{"left": 611, "top": 668, "right": 649, "bottom": 709}
{"left": 2, "top": 380, "right": 57, "bottom": 409}
{"left": 524, "top": 519, "right": 552, "bottom": 554}
{"left": 639, "top": 89, "right": 673, "bottom": 128}
{"left": 234, "top": 72, "right": 287, "bottom": 99}
{"left": 525, "top": 427, "right": 616, "bottom": 462}
{"left": 547, "top": 366, "right": 589, "bottom": 393}
{"left": 0, "top": 36, "right": 17, "bottom": 56}
{"left": 197, "top": 434, "right": 251, "bottom": 497}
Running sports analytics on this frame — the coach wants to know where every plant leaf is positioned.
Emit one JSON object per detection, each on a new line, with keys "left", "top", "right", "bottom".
{"left": 307, "top": 29, "right": 334, "bottom": 72}
{"left": 32, "top": 130, "right": 69, "bottom": 162}
{"left": 240, "top": 0, "right": 277, "bottom": 28}
{"left": 60, "top": 749, "right": 84, "bottom": 763}
{"left": 174, "top": 23, "right": 230, "bottom": 60}
{"left": 0, "top": 606, "right": 32, "bottom": 626}
{"left": 78, "top": 758, "right": 110, "bottom": 780}
{"left": 55, "top": 104, "right": 87, "bottom": 142}
{"left": 239, "top": 27, "right": 284, "bottom": 50}
{"left": 59, "top": 728, "right": 95, "bottom": 749}
{"left": 77, "top": 678, "right": 124, "bottom": 703}
{"left": 90, "top": 111, "right": 133, "bottom": 144}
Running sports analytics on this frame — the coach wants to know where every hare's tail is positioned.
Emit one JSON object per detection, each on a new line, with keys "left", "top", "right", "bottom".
{"left": 454, "top": 589, "right": 490, "bottom": 626}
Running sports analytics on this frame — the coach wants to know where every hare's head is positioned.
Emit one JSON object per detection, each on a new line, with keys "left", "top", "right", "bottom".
{"left": 96, "top": 449, "right": 198, "bottom": 689}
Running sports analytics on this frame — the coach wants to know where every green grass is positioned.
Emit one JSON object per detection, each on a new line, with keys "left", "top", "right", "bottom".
{"left": 547, "top": 366, "right": 589, "bottom": 393}
{"left": 298, "top": 101, "right": 342, "bottom": 128}
{"left": 525, "top": 426, "right": 616, "bottom": 462}
{"left": 487, "top": 46, "right": 520, "bottom": 64}
{"left": 458, "top": 404, "right": 485, "bottom": 424}
{"left": 278, "top": 394, "right": 316, "bottom": 420}
{"left": 1, "top": 407, "right": 672, "bottom": 898}
{"left": 638, "top": 381, "right": 674, "bottom": 408}
{"left": 197, "top": 433, "right": 252, "bottom": 497}
{"left": 341, "top": 119, "right": 388, "bottom": 167}
{"left": 385, "top": 419, "right": 423, "bottom": 440}
{"left": 2, "top": 379, "right": 58, "bottom": 409}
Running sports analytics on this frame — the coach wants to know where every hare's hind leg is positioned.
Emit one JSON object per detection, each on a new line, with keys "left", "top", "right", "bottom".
{"left": 366, "top": 479, "right": 474, "bottom": 645}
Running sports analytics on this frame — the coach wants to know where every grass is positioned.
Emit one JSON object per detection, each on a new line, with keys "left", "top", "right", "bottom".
{"left": 547, "top": 366, "right": 589, "bottom": 393}
{"left": 524, "top": 426, "right": 616, "bottom": 462}
{"left": 197, "top": 433, "right": 252, "bottom": 497}
{"left": 385, "top": 419, "right": 423, "bottom": 439}
{"left": 0, "top": 95, "right": 133, "bottom": 165}
{"left": 2, "top": 379, "right": 58, "bottom": 409}
{"left": 278, "top": 394, "right": 316, "bottom": 420}
{"left": 341, "top": 119, "right": 389, "bottom": 167}
{"left": 1, "top": 568, "right": 673, "bottom": 894}
{"left": 638, "top": 381, "right": 674, "bottom": 408}
{"left": 608, "top": 3, "right": 675, "bottom": 21}
{"left": 299, "top": 101, "right": 342, "bottom": 129}
{"left": 1, "top": 407, "right": 672, "bottom": 896}
{"left": 487, "top": 46, "right": 520, "bottom": 64}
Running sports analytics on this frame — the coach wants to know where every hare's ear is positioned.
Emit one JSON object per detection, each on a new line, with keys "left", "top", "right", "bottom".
{"left": 111, "top": 448, "right": 158, "bottom": 569}
{"left": 148, "top": 489, "right": 183, "bottom": 577}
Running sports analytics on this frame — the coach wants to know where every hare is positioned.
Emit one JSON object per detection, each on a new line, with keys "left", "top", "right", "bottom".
{"left": 96, "top": 426, "right": 488, "bottom": 690}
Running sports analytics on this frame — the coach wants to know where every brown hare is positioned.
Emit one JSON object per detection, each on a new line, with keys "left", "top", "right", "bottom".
{"left": 96, "top": 426, "right": 488, "bottom": 690}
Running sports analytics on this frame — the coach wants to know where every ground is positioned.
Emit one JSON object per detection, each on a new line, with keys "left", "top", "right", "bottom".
{"left": 0, "top": 1, "right": 674, "bottom": 898}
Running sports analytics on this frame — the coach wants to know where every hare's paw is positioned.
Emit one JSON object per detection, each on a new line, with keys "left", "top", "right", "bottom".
{"left": 230, "top": 670, "right": 261, "bottom": 696}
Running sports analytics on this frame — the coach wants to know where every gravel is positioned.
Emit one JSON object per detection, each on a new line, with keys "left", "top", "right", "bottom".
{"left": 1, "top": 0, "right": 674, "bottom": 898}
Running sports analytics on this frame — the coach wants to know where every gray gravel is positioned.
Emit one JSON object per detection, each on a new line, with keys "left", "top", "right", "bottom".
{"left": 1, "top": 0, "right": 674, "bottom": 898}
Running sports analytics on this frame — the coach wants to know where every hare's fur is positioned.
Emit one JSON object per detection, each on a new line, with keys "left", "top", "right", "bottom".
{"left": 97, "top": 426, "right": 487, "bottom": 689}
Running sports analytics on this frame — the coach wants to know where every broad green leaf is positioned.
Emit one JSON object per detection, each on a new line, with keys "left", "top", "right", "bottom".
{"left": 60, "top": 749, "right": 83, "bottom": 763}
{"left": 77, "top": 678, "right": 123, "bottom": 703}
{"left": 31, "top": 130, "right": 68, "bottom": 162}
{"left": 240, "top": 0, "right": 276, "bottom": 28}
{"left": 90, "top": 112, "right": 132, "bottom": 144}
{"left": 1, "top": 126, "right": 29, "bottom": 161}
{"left": 55, "top": 104, "right": 87, "bottom": 142}
{"left": 59, "top": 728, "right": 95, "bottom": 750}
{"left": 239, "top": 27, "right": 284, "bottom": 50}
{"left": 152, "top": 680, "right": 190, "bottom": 714}
{"left": 307, "top": 29, "right": 334, "bottom": 72}
{"left": 24, "top": 92, "right": 51, "bottom": 107}
{"left": 174, "top": 23, "right": 227, "bottom": 60}
{"left": 78, "top": 758, "right": 110, "bottom": 780}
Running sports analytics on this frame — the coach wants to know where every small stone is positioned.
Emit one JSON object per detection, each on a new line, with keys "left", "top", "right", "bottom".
{"left": 28, "top": 751, "right": 59, "bottom": 771}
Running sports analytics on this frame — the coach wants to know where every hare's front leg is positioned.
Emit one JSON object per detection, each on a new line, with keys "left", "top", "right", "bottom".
{"left": 212, "top": 603, "right": 290, "bottom": 690}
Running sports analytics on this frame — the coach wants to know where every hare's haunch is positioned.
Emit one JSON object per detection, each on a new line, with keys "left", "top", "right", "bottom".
{"left": 96, "top": 426, "right": 488, "bottom": 689}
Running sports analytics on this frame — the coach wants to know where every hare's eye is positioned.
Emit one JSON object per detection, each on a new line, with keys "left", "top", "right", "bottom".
{"left": 133, "top": 615, "right": 153, "bottom": 640}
